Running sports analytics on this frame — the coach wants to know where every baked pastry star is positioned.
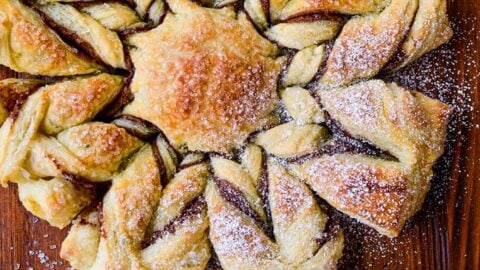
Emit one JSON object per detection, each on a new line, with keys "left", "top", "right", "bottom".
{"left": 0, "top": 0, "right": 454, "bottom": 268}
{"left": 123, "top": 1, "right": 281, "bottom": 153}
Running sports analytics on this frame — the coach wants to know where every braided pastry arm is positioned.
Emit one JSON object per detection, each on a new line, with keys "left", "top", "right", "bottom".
{"left": 0, "top": 74, "right": 131, "bottom": 185}
{"left": 35, "top": 2, "right": 126, "bottom": 69}
{"left": 61, "top": 147, "right": 211, "bottom": 269}
{"left": 0, "top": 74, "right": 142, "bottom": 227}
{"left": 79, "top": 3, "right": 143, "bottom": 31}
{"left": 319, "top": 0, "right": 418, "bottom": 86}
{"left": 259, "top": 79, "right": 452, "bottom": 237}
{"left": 0, "top": 0, "right": 101, "bottom": 76}
{"left": 206, "top": 154, "right": 344, "bottom": 269}
{"left": 386, "top": 0, "right": 453, "bottom": 71}
{"left": 317, "top": 80, "right": 451, "bottom": 169}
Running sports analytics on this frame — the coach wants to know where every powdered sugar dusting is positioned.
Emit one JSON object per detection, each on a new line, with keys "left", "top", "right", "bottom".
{"left": 209, "top": 203, "right": 277, "bottom": 265}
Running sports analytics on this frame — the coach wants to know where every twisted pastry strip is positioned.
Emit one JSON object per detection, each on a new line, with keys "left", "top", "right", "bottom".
{"left": 0, "top": 0, "right": 101, "bottom": 76}
{"left": 36, "top": 3, "right": 127, "bottom": 69}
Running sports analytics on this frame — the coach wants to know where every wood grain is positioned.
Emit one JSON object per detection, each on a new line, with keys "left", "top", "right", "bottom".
{"left": 0, "top": 0, "right": 479, "bottom": 269}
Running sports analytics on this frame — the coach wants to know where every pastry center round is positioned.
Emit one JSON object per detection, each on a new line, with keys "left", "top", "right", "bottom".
{"left": 124, "top": 6, "right": 281, "bottom": 153}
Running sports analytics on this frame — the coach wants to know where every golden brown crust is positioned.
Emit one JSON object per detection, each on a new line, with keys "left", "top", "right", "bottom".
{"left": 290, "top": 154, "right": 409, "bottom": 237}
{"left": 43, "top": 74, "right": 124, "bottom": 134}
{"left": 0, "top": 75, "right": 138, "bottom": 230}
{"left": 124, "top": 6, "right": 280, "bottom": 153}
{"left": 272, "top": 0, "right": 389, "bottom": 21}
{"left": 320, "top": 80, "right": 426, "bottom": 164}
{"left": 391, "top": 0, "right": 453, "bottom": 70}
{"left": 37, "top": 3, "right": 126, "bottom": 69}
{"left": 0, "top": 78, "right": 45, "bottom": 111}
{"left": 89, "top": 146, "right": 163, "bottom": 269}
{"left": 320, "top": 0, "right": 418, "bottom": 86}
{"left": 61, "top": 146, "right": 211, "bottom": 269}
{"left": 0, "top": 0, "right": 101, "bottom": 76}
{"left": 56, "top": 123, "right": 142, "bottom": 173}
{"left": 80, "top": 2, "right": 141, "bottom": 31}
{"left": 318, "top": 80, "right": 452, "bottom": 167}
{"left": 18, "top": 177, "right": 94, "bottom": 228}
{"left": 61, "top": 210, "right": 101, "bottom": 269}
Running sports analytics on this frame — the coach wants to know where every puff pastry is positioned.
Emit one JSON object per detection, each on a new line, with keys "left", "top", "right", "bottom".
{"left": 123, "top": 3, "right": 280, "bottom": 153}
{"left": 0, "top": 0, "right": 101, "bottom": 76}
{"left": 0, "top": 0, "right": 454, "bottom": 268}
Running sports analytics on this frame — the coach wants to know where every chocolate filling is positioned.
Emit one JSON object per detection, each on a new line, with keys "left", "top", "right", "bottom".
{"left": 113, "top": 114, "right": 181, "bottom": 168}
{"left": 150, "top": 129, "right": 181, "bottom": 187}
{"left": 176, "top": 153, "right": 208, "bottom": 171}
{"left": 47, "top": 153, "right": 102, "bottom": 191}
{"left": 151, "top": 140, "right": 169, "bottom": 187}
{"left": 205, "top": 250, "right": 224, "bottom": 270}
{"left": 113, "top": 114, "right": 160, "bottom": 140}
{"left": 98, "top": 45, "right": 135, "bottom": 119}
{"left": 283, "top": 113, "right": 391, "bottom": 163}
{"left": 305, "top": 39, "right": 335, "bottom": 89}
{"left": 215, "top": 0, "right": 243, "bottom": 11}
{"left": 99, "top": 84, "right": 133, "bottom": 120}
{"left": 260, "top": 0, "right": 270, "bottom": 24}
{"left": 276, "top": 12, "right": 347, "bottom": 24}
{"left": 142, "top": 196, "right": 207, "bottom": 248}
{"left": 256, "top": 148, "right": 274, "bottom": 239}
{"left": 60, "top": 171, "right": 97, "bottom": 190}
{"left": 381, "top": 49, "right": 408, "bottom": 73}
{"left": 118, "top": 23, "right": 157, "bottom": 36}
{"left": 3, "top": 84, "right": 44, "bottom": 120}
{"left": 278, "top": 49, "right": 296, "bottom": 86}
{"left": 315, "top": 215, "right": 340, "bottom": 248}
{"left": 214, "top": 177, "right": 262, "bottom": 223}
{"left": 284, "top": 136, "right": 383, "bottom": 164}
{"left": 213, "top": 175, "right": 270, "bottom": 234}
{"left": 77, "top": 218, "right": 97, "bottom": 227}
{"left": 157, "top": 128, "right": 182, "bottom": 161}
{"left": 146, "top": 0, "right": 168, "bottom": 25}
{"left": 60, "top": 170, "right": 112, "bottom": 205}
{"left": 380, "top": 4, "right": 420, "bottom": 73}
{"left": 280, "top": 95, "right": 392, "bottom": 163}
{"left": 324, "top": 113, "right": 390, "bottom": 157}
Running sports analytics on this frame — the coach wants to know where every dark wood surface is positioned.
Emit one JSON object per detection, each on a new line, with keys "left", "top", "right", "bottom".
{"left": 0, "top": 0, "right": 479, "bottom": 269}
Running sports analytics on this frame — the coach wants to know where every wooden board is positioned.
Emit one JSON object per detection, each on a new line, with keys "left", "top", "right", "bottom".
{"left": 0, "top": 0, "right": 479, "bottom": 269}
